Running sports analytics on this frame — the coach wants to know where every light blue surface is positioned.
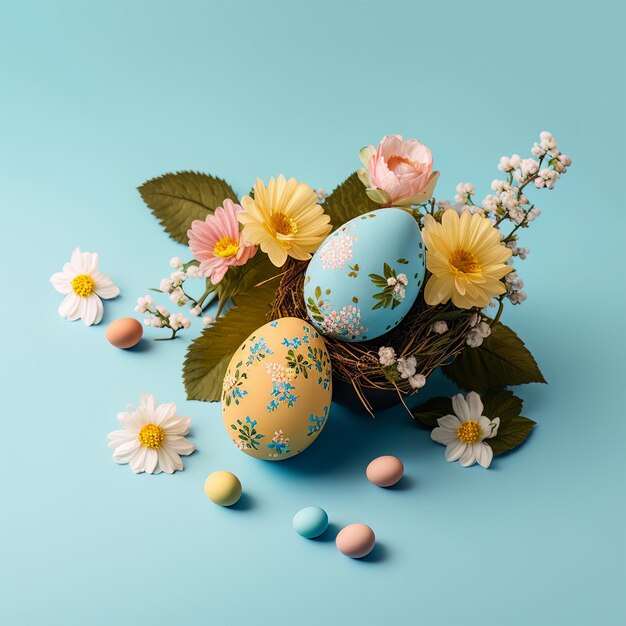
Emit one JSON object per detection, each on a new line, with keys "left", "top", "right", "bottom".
{"left": 304, "top": 208, "right": 425, "bottom": 341}
{"left": 1, "top": 1, "right": 625, "bottom": 625}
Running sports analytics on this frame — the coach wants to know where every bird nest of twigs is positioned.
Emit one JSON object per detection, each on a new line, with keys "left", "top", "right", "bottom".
{"left": 270, "top": 258, "right": 476, "bottom": 414}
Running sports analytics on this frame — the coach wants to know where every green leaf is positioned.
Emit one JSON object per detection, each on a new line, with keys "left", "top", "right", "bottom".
{"left": 138, "top": 171, "right": 238, "bottom": 244}
{"left": 323, "top": 172, "right": 379, "bottom": 230}
{"left": 411, "top": 396, "right": 454, "bottom": 428}
{"left": 488, "top": 415, "right": 536, "bottom": 456}
{"left": 215, "top": 254, "right": 281, "bottom": 314}
{"left": 183, "top": 284, "right": 276, "bottom": 402}
{"left": 481, "top": 388, "right": 523, "bottom": 421}
{"left": 443, "top": 322, "right": 546, "bottom": 391}
{"left": 480, "top": 389, "right": 536, "bottom": 456}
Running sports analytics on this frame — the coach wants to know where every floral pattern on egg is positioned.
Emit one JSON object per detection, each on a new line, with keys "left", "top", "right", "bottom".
{"left": 222, "top": 317, "right": 332, "bottom": 461}
{"left": 304, "top": 208, "right": 426, "bottom": 342}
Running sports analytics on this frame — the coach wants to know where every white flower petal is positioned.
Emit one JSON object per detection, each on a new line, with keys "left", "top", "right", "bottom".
{"left": 50, "top": 272, "right": 72, "bottom": 294}
{"left": 144, "top": 448, "right": 159, "bottom": 474}
{"left": 62, "top": 262, "right": 78, "bottom": 279}
{"left": 129, "top": 446, "right": 148, "bottom": 473}
{"left": 94, "top": 273, "right": 120, "bottom": 299}
{"left": 445, "top": 441, "right": 466, "bottom": 462}
{"left": 466, "top": 391, "right": 483, "bottom": 421}
{"left": 435, "top": 428, "right": 458, "bottom": 445}
{"left": 81, "top": 294, "right": 103, "bottom": 326}
{"left": 70, "top": 247, "right": 86, "bottom": 273}
{"left": 431, "top": 426, "right": 457, "bottom": 445}
{"left": 164, "top": 435, "right": 195, "bottom": 456}
{"left": 160, "top": 415, "right": 191, "bottom": 434}
{"left": 139, "top": 393, "right": 157, "bottom": 416}
{"left": 459, "top": 445, "right": 477, "bottom": 467}
{"left": 58, "top": 293, "right": 81, "bottom": 321}
{"left": 452, "top": 394, "right": 471, "bottom": 422}
{"left": 154, "top": 402, "right": 177, "bottom": 426}
{"left": 488, "top": 417, "right": 500, "bottom": 438}
{"left": 476, "top": 442, "right": 494, "bottom": 468}
{"left": 107, "top": 429, "right": 137, "bottom": 445}
{"left": 117, "top": 411, "right": 142, "bottom": 431}
{"left": 157, "top": 447, "right": 177, "bottom": 474}
{"left": 112, "top": 439, "right": 140, "bottom": 463}
{"left": 437, "top": 414, "right": 462, "bottom": 429}
{"left": 160, "top": 446, "right": 184, "bottom": 473}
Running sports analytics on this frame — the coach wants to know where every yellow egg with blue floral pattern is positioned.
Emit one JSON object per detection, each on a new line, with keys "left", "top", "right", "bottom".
{"left": 221, "top": 317, "right": 332, "bottom": 461}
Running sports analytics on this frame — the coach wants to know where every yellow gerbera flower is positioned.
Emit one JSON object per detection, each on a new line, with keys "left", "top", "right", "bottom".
{"left": 238, "top": 175, "right": 332, "bottom": 267}
{"left": 422, "top": 210, "right": 512, "bottom": 309}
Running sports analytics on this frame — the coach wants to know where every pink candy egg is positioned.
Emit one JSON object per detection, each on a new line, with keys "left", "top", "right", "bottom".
{"left": 366, "top": 455, "right": 404, "bottom": 487}
{"left": 336, "top": 523, "right": 376, "bottom": 558}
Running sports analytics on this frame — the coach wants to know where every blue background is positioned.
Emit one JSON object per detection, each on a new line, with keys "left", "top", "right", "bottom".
{"left": 1, "top": 1, "right": 624, "bottom": 625}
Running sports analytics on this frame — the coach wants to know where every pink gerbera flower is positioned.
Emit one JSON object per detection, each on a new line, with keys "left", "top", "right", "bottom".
{"left": 188, "top": 199, "right": 258, "bottom": 284}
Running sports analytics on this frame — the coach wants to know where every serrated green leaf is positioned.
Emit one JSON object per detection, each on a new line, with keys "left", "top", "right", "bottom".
{"left": 138, "top": 171, "right": 238, "bottom": 244}
{"left": 479, "top": 388, "right": 536, "bottom": 455}
{"left": 443, "top": 322, "right": 546, "bottom": 391}
{"left": 481, "top": 388, "right": 523, "bottom": 421}
{"left": 487, "top": 415, "right": 536, "bottom": 456}
{"left": 323, "top": 172, "right": 379, "bottom": 230}
{"left": 183, "top": 284, "right": 275, "bottom": 402}
{"left": 411, "top": 396, "right": 454, "bottom": 428}
{"left": 215, "top": 254, "right": 281, "bottom": 315}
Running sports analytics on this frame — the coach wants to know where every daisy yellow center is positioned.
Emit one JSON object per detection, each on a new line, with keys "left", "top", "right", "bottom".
{"left": 138, "top": 423, "right": 165, "bottom": 448}
{"left": 71, "top": 274, "right": 95, "bottom": 297}
{"left": 213, "top": 236, "right": 239, "bottom": 258}
{"left": 457, "top": 420, "right": 482, "bottom": 444}
{"left": 270, "top": 212, "right": 298, "bottom": 237}
{"left": 449, "top": 248, "right": 480, "bottom": 274}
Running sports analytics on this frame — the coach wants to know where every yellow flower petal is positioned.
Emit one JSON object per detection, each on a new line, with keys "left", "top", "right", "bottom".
{"left": 238, "top": 175, "right": 332, "bottom": 267}
{"left": 422, "top": 209, "right": 512, "bottom": 309}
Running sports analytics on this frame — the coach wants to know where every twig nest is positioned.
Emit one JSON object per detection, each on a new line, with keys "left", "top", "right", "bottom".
{"left": 271, "top": 258, "right": 475, "bottom": 411}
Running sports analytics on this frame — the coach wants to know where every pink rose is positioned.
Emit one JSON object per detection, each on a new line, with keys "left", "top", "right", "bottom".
{"left": 357, "top": 134, "right": 439, "bottom": 206}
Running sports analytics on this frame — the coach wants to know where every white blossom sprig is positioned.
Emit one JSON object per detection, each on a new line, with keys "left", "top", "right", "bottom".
{"left": 135, "top": 295, "right": 191, "bottom": 340}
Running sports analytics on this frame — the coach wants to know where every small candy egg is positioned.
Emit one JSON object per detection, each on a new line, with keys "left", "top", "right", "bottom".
{"left": 204, "top": 470, "right": 242, "bottom": 507}
{"left": 336, "top": 523, "right": 376, "bottom": 559}
{"left": 293, "top": 506, "right": 329, "bottom": 539}
{"left": 366, "top": 455, "right": 404, "bottom": 487}
{"left": 106, "top": 317, "right": 143, "bottom": 349}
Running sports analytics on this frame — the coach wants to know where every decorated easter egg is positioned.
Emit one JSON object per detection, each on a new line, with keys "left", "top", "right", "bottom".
{"left": 221, "top": 317, "right": 332, "bottom": 461}
{"left": 304, "top": 208, "right": 425, "bottom": 342}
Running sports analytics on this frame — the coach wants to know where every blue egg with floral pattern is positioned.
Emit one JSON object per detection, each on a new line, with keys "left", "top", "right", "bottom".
{"left": 304, "top": 208, "right": 425, "bottom": 342}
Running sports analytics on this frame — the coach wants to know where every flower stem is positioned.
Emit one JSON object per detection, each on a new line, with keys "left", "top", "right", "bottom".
{"left": 491, "top": 299, "right": 504, "bottom": 326}
{"left": 155, "top": 328, "right": 178, "bottom": 341}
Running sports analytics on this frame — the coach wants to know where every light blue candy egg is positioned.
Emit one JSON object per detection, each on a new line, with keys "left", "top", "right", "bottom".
{"left": 304, "top": 208, "right": 426, "bottom": 342}
{"left": 293, "top": 506, "right": 329, "bottom": 539}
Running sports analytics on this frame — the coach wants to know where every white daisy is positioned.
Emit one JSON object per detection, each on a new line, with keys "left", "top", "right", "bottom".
{"left": 49, "top": 247, "right": 120, "bottom": 326}
{"left": 431, "top": 391, "right": 500, "bottom": 468}
{"left": 107, "top": 393, "right": 195, "bottom": 474}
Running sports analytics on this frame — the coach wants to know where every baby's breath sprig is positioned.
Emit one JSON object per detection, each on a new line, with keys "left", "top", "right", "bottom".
{"left": 135, "top": 295, "right": 191, "bottom": 340}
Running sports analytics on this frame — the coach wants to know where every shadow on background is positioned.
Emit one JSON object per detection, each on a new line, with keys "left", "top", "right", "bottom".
{"left": 260, "top": 368, "right": 458, "bottom": 477}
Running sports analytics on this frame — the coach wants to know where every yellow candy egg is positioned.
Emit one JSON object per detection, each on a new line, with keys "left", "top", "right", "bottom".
{"left": 204, "top": 470, "right": 242, "bottom": 506}
{"left": 221, "top": 317, "right": 332, "bottom": 461}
